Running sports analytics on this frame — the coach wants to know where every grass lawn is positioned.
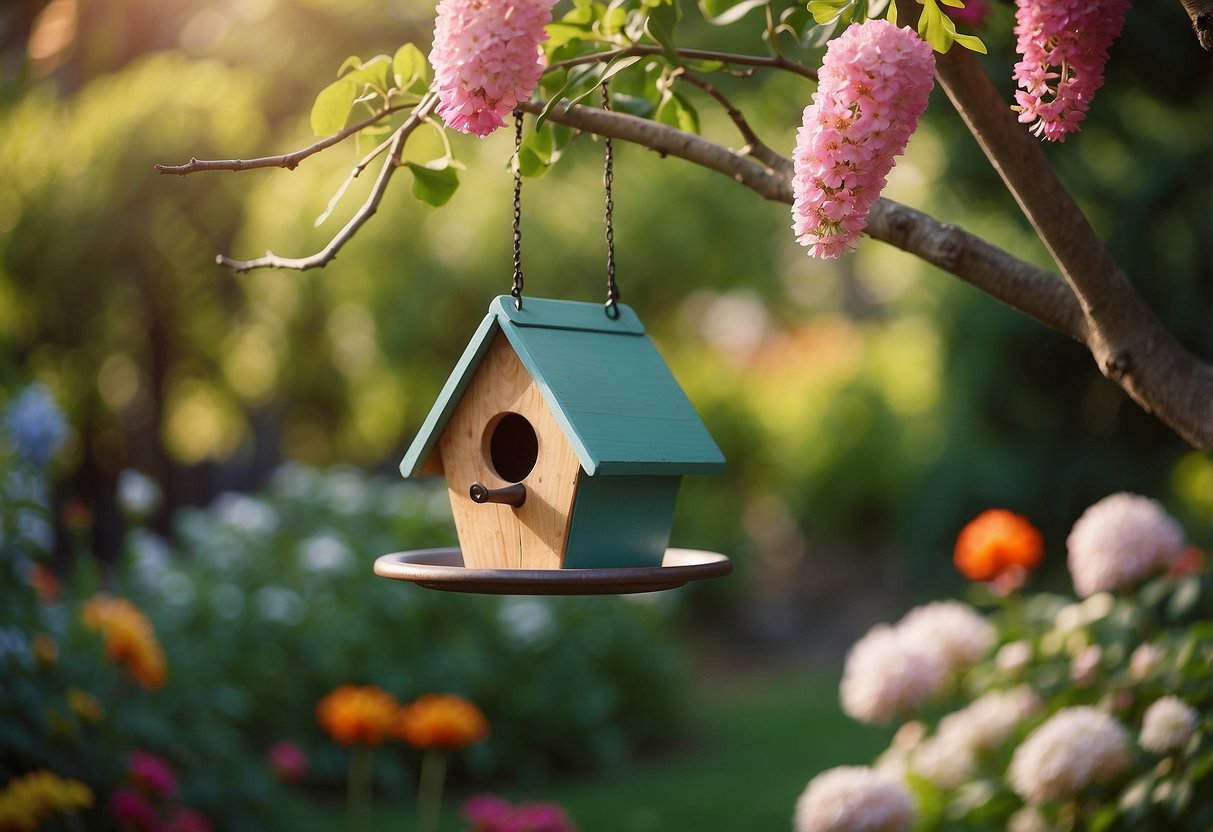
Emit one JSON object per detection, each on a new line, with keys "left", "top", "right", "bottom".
{"left": 284, "top": 663, "right": 892, "bottom": 831}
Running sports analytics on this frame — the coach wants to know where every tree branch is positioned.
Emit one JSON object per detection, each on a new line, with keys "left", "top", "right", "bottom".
{"left": 519, "top": 98, "right": 1088, "bottom": 344}
{"left": 154, "top": 104, "right": 411, "bottom": 176}
{"left": 676, "top": 69, "right": 786, "bottom": 174}
{"left": 545, "top": 45, "right": 818, "bottom": 82}
{"left": 1179, "top": 0, "right": 1213, "bottom": 50}
{"left": 932, "top": 46, "right": 1213, "bottom": 449}
{"left": 215, "top": 94, "right": 437, "bottom": 272}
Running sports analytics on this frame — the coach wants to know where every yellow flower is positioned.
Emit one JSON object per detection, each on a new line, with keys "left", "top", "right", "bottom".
{"left": 80, "top": 595, "right": 167, "bottom": 691}
{"left": 397, "top": 694, "right": 489, "bottom": 750}
{"left": 66, "top": 688, "right": 104, "bottom": 724}
{"left": 0, "top": 770, "right": 93, "bottom": 831}
{"left": 316, "top": 685, "right": 401, "bottom": 746}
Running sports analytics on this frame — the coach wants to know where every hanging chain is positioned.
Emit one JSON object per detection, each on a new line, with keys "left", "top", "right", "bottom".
{"left": 511, "top": 109, "right": 524, "bottom": 310}
{"left": 601, "top": 83, "right": 620, "bottom": 319}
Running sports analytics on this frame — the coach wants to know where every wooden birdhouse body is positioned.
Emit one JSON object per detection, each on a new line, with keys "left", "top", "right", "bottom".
{"left": 401, "top": 296, "right": 723, "bottom": 570}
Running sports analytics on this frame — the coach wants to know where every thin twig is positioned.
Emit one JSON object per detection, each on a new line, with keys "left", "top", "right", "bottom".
{"left": 154, "top": 103, "right": 412, "bottom": 176}
{"left": 215, "top": 93, "right": 437, "bottom": 272}
{"left": 545, "top": 45, "right": 818, "bottom": 82}
{"left": 676, "top": 69, "right": 785, "bottom": 173}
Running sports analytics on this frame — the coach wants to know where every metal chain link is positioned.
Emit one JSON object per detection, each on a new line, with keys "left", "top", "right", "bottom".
{"left": 601, "top": 83, "right": 620, "bottom": 320}
{"left": 511, "top": 108, "right": 524, "bottom": 310}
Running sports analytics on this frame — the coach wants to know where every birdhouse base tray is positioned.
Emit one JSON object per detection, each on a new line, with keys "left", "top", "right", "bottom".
{"left": 374, "top": 548, "right": 732, "bottom": 595}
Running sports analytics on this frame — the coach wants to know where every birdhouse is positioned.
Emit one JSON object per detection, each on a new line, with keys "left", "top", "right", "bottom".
{"left": 399, "top": 296, "right": 725, "bottom": 571}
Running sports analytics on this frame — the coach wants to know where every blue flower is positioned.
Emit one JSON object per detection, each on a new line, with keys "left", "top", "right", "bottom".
{"left": 3, "top": 384, "right": 68, "bottom": 467}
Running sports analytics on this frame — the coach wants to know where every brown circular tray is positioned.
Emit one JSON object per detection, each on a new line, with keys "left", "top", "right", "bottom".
{"left": 374, "top": 548, "right": 731, "bottom": 595}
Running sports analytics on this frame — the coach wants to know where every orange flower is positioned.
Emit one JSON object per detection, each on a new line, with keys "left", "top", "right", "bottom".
{"left": 397, "top": 694, "right": 489, "bottom": 750}
{"left": 954, "top": 509, "right": 1044, "bottom": 582}
{"left": 80, "top": 596, "right": 167, "bottom": 691}
{"left": 316, "top": 685, "right": 401, "bottom": 746}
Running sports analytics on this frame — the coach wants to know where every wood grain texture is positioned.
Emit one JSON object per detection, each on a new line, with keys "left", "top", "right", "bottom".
{"left": 438, "top": 334, "right": 582, "bottom": 569}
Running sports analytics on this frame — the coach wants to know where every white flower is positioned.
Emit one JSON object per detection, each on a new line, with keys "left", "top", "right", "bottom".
{"left": 1139, "top": 695, "right": 1199, "bottom": 754}
{"left": 841, "top": 624, "right": 948, "bottom": 725}
{"left": 1069, "top": 644, "right": 1102, "bottom": 687}
{"left": 1067, "top": 492, "right": 1185, "bottom": 597}
{"left": 794, "top": 766, "right": 916, "bottom": 832}
{"left": 129, "top": 529, "right": 172, "bottom": 586}
{"left": 117, "top": 469, "right": 163, "bottom": 518}
{"left": 212, "top": 492, "right": 279, "bottom": 538}
{"left": 1009, "top": 706, "right": 1129, "bottom": 804}
{"left": 897, "top": 600, "right": 996, "bottom": 672}
{"left": 1129, "top": 643, "right": 1164, "bottom": 681}
{"left": 1008, "top": 806, "right": 1052, "bottom": 832}
{"left": 297, "top": 531, "right": 354, "bottom": 574}
{"left": 997, "top": 641, "right": 1032, "bottom": 675}
{"left": 911, "top": 687, "right": 1040, "bottom": 789}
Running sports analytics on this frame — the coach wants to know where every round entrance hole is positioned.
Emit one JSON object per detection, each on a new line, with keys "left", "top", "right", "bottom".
{"left": 485, "top": 412, "right": 539, "bottom": 483}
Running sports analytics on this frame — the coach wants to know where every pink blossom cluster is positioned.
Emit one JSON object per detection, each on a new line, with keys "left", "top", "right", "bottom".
{"left": 1012, "top": 0, "right": 1129, "bottom": 142}
{"left": 791, "top": 20, "right": 935, "bottom": 259}
{"left": 461, "top": 794, "right": 579, "bottom": 832}
{"left": 109, "top": 751, "right": 212, "bottom": 832}
{"left": 429, "top": 0, "right": 557, "bottom": 137}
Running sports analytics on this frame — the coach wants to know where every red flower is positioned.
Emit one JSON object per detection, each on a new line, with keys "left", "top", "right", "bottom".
{"left": 954, "top": 509, "right": 1043, "bottom": 583}
{"left": 161, "top": 808, "right": 212, "bottom": 832}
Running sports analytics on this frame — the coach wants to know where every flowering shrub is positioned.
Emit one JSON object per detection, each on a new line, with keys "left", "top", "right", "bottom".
{"left": 798, "top": 494, "right": 1212, "bottom": 831}
{"left": 1, "top": 378, "right": 685, "bottom": 827}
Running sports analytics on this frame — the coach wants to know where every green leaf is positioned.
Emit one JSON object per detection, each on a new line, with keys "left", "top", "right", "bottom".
{"left": 341, "top": 54, "right": 394, "bottom": 96}
{"left": 392, "top": 43, "right": 430, "bottom": 93}
{"left": 697, "top": 0, "right": 767, "bottom": 25}
{"left": 535, "top": 55, "right": 642, "bottom": 130}
{"left": 645, "top": 0, "right": 681, "bottom": 61}
{"left": 937, "top": 8, "right": 987, "bottom": 53}
{"left": 808, "top": 0, "right": 849, "bottom": 25}
{"left": 406, "top": 161, "right": 459, "bottom": 207}
{"left": 310, "top": 78, "right": 357, "bottom": 136}
{"left": 655, "top": 90, "right": 699, "bottom": 133}
{"left": 337, "top": 55, "right": 362, "bottom": 77}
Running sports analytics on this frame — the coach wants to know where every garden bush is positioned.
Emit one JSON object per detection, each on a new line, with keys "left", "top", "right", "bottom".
{"left": 1, "top": 386, "right": 686, "bottom": 829}
{"left": 795, "top": 499, "right": 1213, "bottom": 832}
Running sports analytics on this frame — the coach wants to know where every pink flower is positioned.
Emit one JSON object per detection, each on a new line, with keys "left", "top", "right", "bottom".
{"left": 128, "top": 751, "right": 177, "bottom": 799}
{"left": 430, "top": 0, "right": 557, "bottom": 137}
{"left": 110, "top": 788, "right": 158, "bottom": 831}
{"left": 461, "top": 794, "right": 515, "bottom": 832}
{"left": 945, "top": 0, "right": 991, "bottom": 28}
{"left": 1012, "top": 0, "right": 1129, "bottom": 142}
{"left": 791, "top": 20, "right": 935, "bottom": 259}
{"left": 267, "top": 741, "right": 308, "bottom": 783}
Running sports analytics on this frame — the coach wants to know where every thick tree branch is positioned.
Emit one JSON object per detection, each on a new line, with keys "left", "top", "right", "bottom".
{"left": 932, "top": 46, "right": 1213, "bottom": 450}
{"left": 215, "top": 94, "right": 437, "bottom": 272}
{"left": 1180, "top": 0, "right": 1213, "bottom": 49}
{"left": 154, "top": 104, "right": 411, "bottom": 176}
{"left": 519, "top": 99, "right": 1088, "bottom": 344}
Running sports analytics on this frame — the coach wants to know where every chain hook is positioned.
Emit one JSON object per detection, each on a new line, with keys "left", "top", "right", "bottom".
{"left": 511, "top": 108, "right": 524, "bottom": 310}
{"left": 601, "top": 83, "right": 620, "bottom": 320}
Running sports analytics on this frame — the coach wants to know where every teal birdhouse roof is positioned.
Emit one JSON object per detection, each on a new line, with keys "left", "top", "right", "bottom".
{"left": 400, "top": 296, "right": 725, "bottom": 478}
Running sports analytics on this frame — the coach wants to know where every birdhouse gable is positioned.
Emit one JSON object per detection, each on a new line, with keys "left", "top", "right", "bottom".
{"left": 400, "top": 296, "right": 724, "bottom": 479}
